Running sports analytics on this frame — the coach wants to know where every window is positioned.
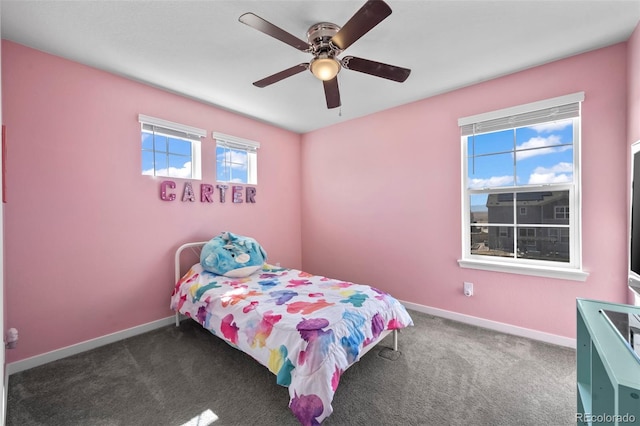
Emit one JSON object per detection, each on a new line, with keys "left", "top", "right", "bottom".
{"left": 555, "top": 206, "right": 569, "bottom": 220}
{"left": 139, "top": 114, "right": 205, "bottom": 179}
{"left": 458, "top": 92, "right": 588, "bottom": 281}
{"left": 213, "top": 132, "right": 259, "bottom": 185}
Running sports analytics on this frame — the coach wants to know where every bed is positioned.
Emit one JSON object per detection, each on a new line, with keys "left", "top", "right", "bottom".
{"left": 170, "top": 241, "right": 413, "bottom": 425}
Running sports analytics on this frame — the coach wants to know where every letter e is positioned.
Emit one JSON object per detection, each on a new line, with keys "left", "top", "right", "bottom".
{"left": 233, "top": 185, "right": 243, "bottom": 203}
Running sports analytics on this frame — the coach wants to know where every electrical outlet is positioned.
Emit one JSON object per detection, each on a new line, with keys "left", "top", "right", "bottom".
{"left": 463, "top": 282, "right": 474, "bottom": 297}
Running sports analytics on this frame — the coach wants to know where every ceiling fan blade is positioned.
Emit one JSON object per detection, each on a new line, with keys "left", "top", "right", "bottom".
{"left": 330, "top": 0, "right": 392, "bottom": 51}
{"left": 341, "top": 56, "right": 411, "bottom": 82}
{"left": 239, "top": 13, "right": 310, "bottom": 52}
{"left": 323, "top": 77, "right": 341, "bottom": 109}
{"left": 253, "top": 63, "right": 309, "bottom": 88}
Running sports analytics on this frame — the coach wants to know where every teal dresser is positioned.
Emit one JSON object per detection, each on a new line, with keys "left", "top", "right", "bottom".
{"left": 577, "top": 299, "right": 640, "bottom": 425}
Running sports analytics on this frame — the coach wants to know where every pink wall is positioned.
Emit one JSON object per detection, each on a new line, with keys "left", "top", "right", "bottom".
{"left": 629, "top": 24, "right": 640, "bottom": 145}
{"left": 627, "top": 23, "right": 640, "bottom": 305}
{"left": 301, "top": 43, "right": 629, "bottom": 339}
{"left": 2, "top": 41, "right": 302, "bottom": 363}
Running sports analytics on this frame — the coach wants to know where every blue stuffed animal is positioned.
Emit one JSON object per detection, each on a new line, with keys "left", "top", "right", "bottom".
{"left": 200, "top": 232, "right": 267, "bottom": 277}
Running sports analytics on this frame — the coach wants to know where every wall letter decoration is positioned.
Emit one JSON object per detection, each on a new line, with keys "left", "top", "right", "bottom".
{"left": 233, "top": 185, "right": 243, "bottom": 203}
{"left": 217, "top": 184, "right": 228, "bottom": 203}
{"left": 160, "top": 180, "right": 176, "bottom": 201}
{"left": 157, "top": 182, "right": 257, "bottom": 205}
{"left": 201, "top": 184, "right": 214, "bottom": 203}
{"left": 182, "top": 181, "right": 195, "bottom": 202}
{"left": 246, "top": 187, "right": 257, "bottom": 203}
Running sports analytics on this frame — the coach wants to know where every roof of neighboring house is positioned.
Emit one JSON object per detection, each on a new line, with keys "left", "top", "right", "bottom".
{"left": 486, "top": 191, "right": 568, "bottom": 207}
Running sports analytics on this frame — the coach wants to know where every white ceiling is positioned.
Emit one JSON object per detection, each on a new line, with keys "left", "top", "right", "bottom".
{"left": 2, "top": 0, "right": 640, "bottom": 134}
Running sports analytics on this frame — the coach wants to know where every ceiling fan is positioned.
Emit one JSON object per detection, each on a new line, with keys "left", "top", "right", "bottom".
{"left": 238, "top": 0, "right": 411, "bottom": 109}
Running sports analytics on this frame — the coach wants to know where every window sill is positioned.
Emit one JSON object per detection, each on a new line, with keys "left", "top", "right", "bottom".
{"left": 458, "top": 258, "right": 589, "bottom": 281}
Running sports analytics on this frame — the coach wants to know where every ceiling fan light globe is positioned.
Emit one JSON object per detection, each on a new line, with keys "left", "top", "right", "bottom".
{"left": 310, "top": 58, "right": 340, "bottom": 81}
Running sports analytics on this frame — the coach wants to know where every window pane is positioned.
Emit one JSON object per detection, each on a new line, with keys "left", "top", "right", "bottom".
{"left": 468, "top": 152, "right": 514, "bottom": 188}
{"left": 217, "top": 146, "right": 249, "bottom": 183}
{"left": 470, "top": 194, "right": 488, "bottom": 211}
{"left": 168, "top": 138, "right": 192, "bottom": 156}
{"left": 468, "top": 129, "right": 513, "bottom": 156}
{"left": 142, "top": 132, "right": 154, "bottom": 150}
{"left": 217, "top": 165, "right": 229, "bottom": 182}
{"left": 519, "top": 119, "right": 573, "bottom": 144}
{"left": 154, "top": 151, "right": 168, "bottom": 174}
{"left": 516, "top": 191, "right": 570, "bottom": 225}
{"left": 515, "top": 121, "right": 572, "bottom": 150}
{"left": 515, "top": 120, "right": 573, "bottom": 185}
{"left": 168, "top": 155, "right": 192, "bottom": 178}
{"left": 472, "top": 225, "right": 514, "bottom": 258}
{"left": 486, "top": 193, "right": 514, "bottom": 223}
{"left": 142, "top": 151, "right": 154, "bottom": 176}
{"left": 216, "top": 145, "right": 226, "bottom": 161}
{"left": 228, "top": 148, "right": 247, "bottom": 166}
{"left": 153, "top": 134, "right": 168, "bottom": 152}
{"left": 515, "top": 226, "right": 570, "bottom": 263}
{"left": 470, "top": 196, "right": 488, "bottom": 252}
{"left": 216, "top": 146, "right": 230, "bottom": 181}
{"left": 230, "top": 166, "right": 248, "bottom": 183}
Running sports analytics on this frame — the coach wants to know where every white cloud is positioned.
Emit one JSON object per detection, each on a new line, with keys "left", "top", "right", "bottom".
{"left": 143, "top": 161, "right": 192, "bottom": 178}
{"left": 527, "top": 162, "right": 573, "bottom": 184}
{"left": 536, "top": 162, "right": 573, "bottom": 174}
{"left": 516, "top": 135, "right": 571, "bottom": 160}
{"left": 468, "top": 175, "right": 513, "bottom": 189}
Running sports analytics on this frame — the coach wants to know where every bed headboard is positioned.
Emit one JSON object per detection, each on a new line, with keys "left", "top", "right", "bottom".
{"left": 174, "top": 241, "right": 208, "bottom": 283}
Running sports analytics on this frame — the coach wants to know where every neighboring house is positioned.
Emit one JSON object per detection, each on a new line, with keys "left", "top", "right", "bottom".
{"left": 484, "top": 192, "right": 570, "bottom": 262}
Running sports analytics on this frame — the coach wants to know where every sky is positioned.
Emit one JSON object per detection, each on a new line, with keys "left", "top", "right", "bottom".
{"left": 467, "top": 118, "right": 574, "bottom": 210}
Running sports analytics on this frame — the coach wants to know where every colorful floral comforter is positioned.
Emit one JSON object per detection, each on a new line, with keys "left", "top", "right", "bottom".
{"left": 170, "top": 263, "right": 413, "bottom": 425}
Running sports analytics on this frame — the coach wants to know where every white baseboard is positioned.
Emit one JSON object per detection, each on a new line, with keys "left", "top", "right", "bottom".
{"left": 400, "top": 300, "right": 576, "bottom": 349}
{"left": 6, "top": 316, "right": 177, "bottom": 376}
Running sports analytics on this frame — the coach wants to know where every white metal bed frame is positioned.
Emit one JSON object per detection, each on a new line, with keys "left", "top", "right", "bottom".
{"left": 173, "top": 241, "right": 398, "bottom": 351}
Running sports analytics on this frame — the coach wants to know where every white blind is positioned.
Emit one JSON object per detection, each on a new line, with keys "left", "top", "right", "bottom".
{"left": 213, "top": 132, "right": 260, "bottom": 152}
{"left": 138, "top": 114, "right": 206, "bottom": 141}
{"left": 459, "top": 92, "right": 584, "bottom": 136}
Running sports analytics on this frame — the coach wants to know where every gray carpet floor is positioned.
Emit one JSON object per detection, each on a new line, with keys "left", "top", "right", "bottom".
{"left": 6, "top": 310, "right": 576, "bottom": 425}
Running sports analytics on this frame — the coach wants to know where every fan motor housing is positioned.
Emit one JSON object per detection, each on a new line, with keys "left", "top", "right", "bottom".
{"left": 307, "top": 22, "right": 341, "bottom": 55}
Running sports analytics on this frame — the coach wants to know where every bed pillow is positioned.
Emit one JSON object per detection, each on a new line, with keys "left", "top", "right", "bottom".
{"left": 200, "top": 232, "right": 267, "bottom": 277}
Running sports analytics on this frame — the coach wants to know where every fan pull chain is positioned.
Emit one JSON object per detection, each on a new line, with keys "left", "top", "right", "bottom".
{"left": 339, "top": 106, "right": 342, "bottom": 117}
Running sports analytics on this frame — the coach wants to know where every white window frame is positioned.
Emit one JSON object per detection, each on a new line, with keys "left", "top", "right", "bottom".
{"left": 457, "top": 92, "right": 589, "bottom": 281}
{"left": 139, "top": 114, "right": 205, "bottom": 180}
{"left": 213, "top": 132, "right": 259, "bottom": 185}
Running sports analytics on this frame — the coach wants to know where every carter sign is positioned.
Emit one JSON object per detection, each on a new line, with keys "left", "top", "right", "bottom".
{"left": 160, "top": 180, "right": 256, "bottom": 204}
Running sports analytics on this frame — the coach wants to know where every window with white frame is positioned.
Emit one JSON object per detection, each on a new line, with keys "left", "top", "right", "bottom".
{"left": 213, "top": 132, "right": 259, "bottom": 185}
{"left": 139, "top": 114, "right": 205, "bottom": 179}
{"left": 458, "top": 92, "right": 588, "bottom": 280}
